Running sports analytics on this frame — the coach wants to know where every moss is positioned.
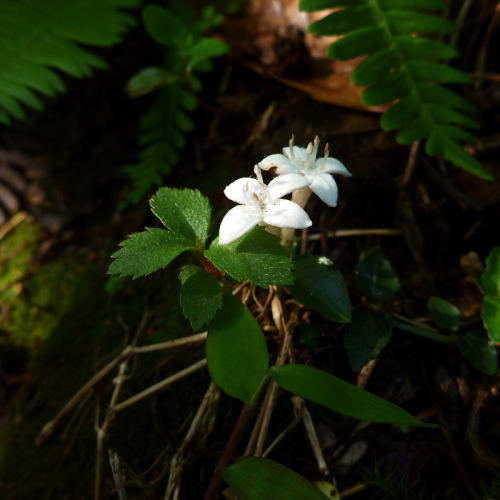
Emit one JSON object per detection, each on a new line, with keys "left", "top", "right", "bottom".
{"left": 0, "top": 240, "right": 207, "bottom": 498}
{"left": 0, "top": 217, "right": 41, "bottom": 300}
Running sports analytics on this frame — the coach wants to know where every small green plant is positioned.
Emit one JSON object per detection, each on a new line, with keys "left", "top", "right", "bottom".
{"left": 109, "top": 136, "right": 440, "bottom": 499}
{"left": 121, "top": 5, "right": 229, "bottom": 207}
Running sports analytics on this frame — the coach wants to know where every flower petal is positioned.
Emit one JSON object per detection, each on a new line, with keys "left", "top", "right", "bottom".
{"left": 283, "top": 146, "right": 308, "bottom": 161}
{"left": 218, "top": 205, "right": 261, "bottom": 245}
{"left": 263, "top": 199, "right": 312, "bottom": 228}
{"left": 308, "top": 173, "right": 339, "bottom": 207}
{"left": 320, "top": 158, "right": 351, "bottom": 176}
{"left": 224, "top": 177, "right": 262, "bottom": 204}
{"left": 268, "top": 173, "right": 311, "bottom": 200}
{"left": 259, "top": 154, "right": 299, "bottom": 174}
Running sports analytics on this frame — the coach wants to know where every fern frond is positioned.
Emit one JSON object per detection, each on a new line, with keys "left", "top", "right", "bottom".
{"left": 122, "top": 81, "right": 196, "bottom": 208}
{"left": 300, "top": 0, "right": 493, "bottom": 180}
{"left": 0, "top": 0, "right": 141, "bottom": 124}
{"left": 120, "top": 5, "right": 228, "bottom": 207}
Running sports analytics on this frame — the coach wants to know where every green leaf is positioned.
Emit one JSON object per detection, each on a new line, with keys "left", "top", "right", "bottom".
{"left": 428, "top": 297, "right": 461, "bottom": 329}
{"left": 180, "top": 268, "right": 222, "bottom": 330}
{"left": 459, "top": 331, "right": 498, "bottom": 375}
{"left": 300, "top": 0, "right": 366, "bottom": 12}
{"left": 355, "top": 246, "right": 400, "bottom": 301}
{"left": 361, "top": 71, "right": 411, "bottom": 106}
{"left": 482, "top": 295, "right": 500, "bottom": 343}
{"left": 351, "top": 48, "right": 399, "bottom": 86}
{"left": 406, "top": 60, "right": 472, "bottom": 84}
{"left": 108, "top": 229, "right": 192, "bottom": 279}
{"left": 207, "top": 293, "right": 269, "bottom": 402}
{"left": 271, "top": 364, "right": 435, "bottom": 427}
{"left": 223, "top": 457, "right": 329, "bottom": 500}
{"left": 381, "top": 95, "right": 420, "bottom": 131}
{"left": 288, "top": 254, "right": 351, "bottom": 323}
{"left": 416, "top": 83, "right": 475, "bottom": 113}
{"left": 425, "top": 133, "right": 494, "bottom": 180}
{"left": 185, "top": 38, "right": 228, "bottom": 70}
{"left": 150, "top": 188, "right": 211, "bottom": 248}
{"left": 481, "top": 247, "right": 500, "bottom": 297}
{"left": 125, "top": 67, "right": 179, "bottom": 97}
{"left": 345, "top": 306, "right": 392, "bottom": 372}
{"left": 384, "top": 11, "right": 456, "bottom": 35}
{"left": 396, "top": 36, "right": 460, "bottom": 60}
{"left": 397, "top": 117, "right": 434, "bottom": 143}
{"left": 309, "top": 6, "right": 376, "bottom": 36}
{"left": 142, "top": 5, "right": 189, "bottom": 47}
{"left": 328, "top": 27, "right": 388, "bottom": 61}
{"left": 379, "top": 0, "right": 446, "bottom": 8}
{"left": 205, "top": 226, "right": 293, "bottom": 288}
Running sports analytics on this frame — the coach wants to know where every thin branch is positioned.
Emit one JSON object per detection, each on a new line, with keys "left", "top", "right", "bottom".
{"left": 109, "top": 359, "right": 207, "bottom": 414}
{"left": 307, "top": 228, "right": 401, "bottom": 241}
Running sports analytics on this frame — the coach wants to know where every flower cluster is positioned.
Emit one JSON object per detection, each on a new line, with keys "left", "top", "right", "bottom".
{"left": 218, "top": 136, "right": 351, "bottom": 246}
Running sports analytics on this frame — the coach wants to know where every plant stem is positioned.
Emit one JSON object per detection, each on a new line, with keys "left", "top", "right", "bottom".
{"left": 280, "top": 187, "right": 312, "bottom": 250}
{"left": 203, "top": 403, "right": 252, "bottom": 500}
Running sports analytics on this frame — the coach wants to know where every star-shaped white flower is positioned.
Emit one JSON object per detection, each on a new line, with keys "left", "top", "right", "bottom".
{"left": 218, "top": 167, "right": 312, "bottom": 245}
{"left": 259, "top": 136, "right": 351, "bottom": 207}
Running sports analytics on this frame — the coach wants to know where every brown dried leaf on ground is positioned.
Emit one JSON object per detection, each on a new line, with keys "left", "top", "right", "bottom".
{"left": 223, "top": 0, "right": 386, "bottom": 112}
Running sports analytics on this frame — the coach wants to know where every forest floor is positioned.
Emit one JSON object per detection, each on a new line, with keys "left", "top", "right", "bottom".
{"left": 1, "top": 1, "right": 500, "bottom": 499}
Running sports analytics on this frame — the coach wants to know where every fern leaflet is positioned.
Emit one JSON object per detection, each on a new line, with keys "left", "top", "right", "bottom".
{"left": 0, "top": 0, "right": 141, "bottom": 124}
{"left": 300, "top": 0, "right": 493, "bottom": 180}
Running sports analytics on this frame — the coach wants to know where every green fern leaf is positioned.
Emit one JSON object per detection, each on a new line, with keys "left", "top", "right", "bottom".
{"left": 301, "top": 0, "right": 493, "bottom": 180}
{"left": 0, "top": 0, "right": 141, "bottom": 122}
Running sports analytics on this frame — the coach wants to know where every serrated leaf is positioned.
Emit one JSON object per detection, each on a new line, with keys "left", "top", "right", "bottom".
{"left": 223, "top": 457, "right": 329, "bottom": 500}
{"left": 150, "top": 188, "right": 211, "bottom": 247}
{"left": 142, "top": 5, "right": 189, "bottom": 47}
{"left": 288, "top": 254, "right": 351, "bottom": 323}
{"left": 205, "top": 226, "right": 293, "bottom": 288}
{"left": 385, "top": 11, "right": 456, "bottom": 35}
{"left": 207, "top": 293, "right": 269, "bottom": 402}
{"left": 345, "top": 306, "right": 392, "bottom": 372}
{"left": 428, "top": 297, "right": 461, "bottom": 329}
{"left": 185, "top": 38, "right": 228, "bottom": 70}
{"left": 351, "top": 48, "right": 399, "bottom": 86}
{"left": 178, "top": 265, "right": 202, "bottom": 285}
{"left": 108, "top": 228, "right": 192, "bottom": 279}
{"left": 328, "top": 27, "right": 388, "bottom": 61}
{"left": 180, "top": 268, "right": 222, "bottom": 330}
{"left": 481, "top": 247, "right": 500, "bottom": 297}
{"left": 355, "top": 246, "right": 400, "bottom": 301}
{"left": 459, "top": 331, "right": 498, "bottom": 375}
{"left": 482, "top": 295, "right": 500, "bottom": 343}
{"left": 271, "top": 364, "right": 436, "bottom": 427}
{"left": 309, "top": 6, "right": 376, "bottom": 36}
{"left": 125, "top": 67, "right": 179, "bottom": 97}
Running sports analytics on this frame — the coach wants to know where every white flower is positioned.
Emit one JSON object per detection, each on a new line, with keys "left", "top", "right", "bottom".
{"left": 218, "top": 167, "right": 312, "bottom": 245}
{"left": 259, "top": 136, "right": 351, "bottom": 207}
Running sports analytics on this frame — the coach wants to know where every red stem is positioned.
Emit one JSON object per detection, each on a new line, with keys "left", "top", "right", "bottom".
{"left": 203, "top": 403, "right": 252, "bottom": 500}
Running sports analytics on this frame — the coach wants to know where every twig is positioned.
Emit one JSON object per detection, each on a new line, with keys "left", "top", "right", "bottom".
{"left": 307, "top": 229, "right": 401, "bottom": 241}
{"left": 165, "top": 382, "right": 220, "bottom": 500}
{"left": 0, "top": 211, "right": 27, "bottom": 240}
{"left": 449, "top": 0, "right": 475, "bottom": 47}
{"left": 109, "top": 359, "right": 207, "bottom": 414}
{"left": 109, "top": 451, "right": 130, "bottom": 500}
{"left": 339, "top": 484, "right": 367, "bottom": 498}
{"left": 297, "top": 396, "right": 329, "bottom": 476}
{"left": 36, "top": 332, "right": 208, "bottom": 445}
